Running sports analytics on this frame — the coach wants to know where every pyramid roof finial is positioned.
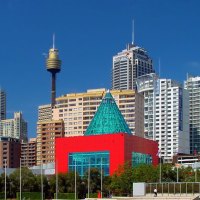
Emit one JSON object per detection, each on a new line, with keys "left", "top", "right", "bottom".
{"left": 85, "top": 91, "right": 132, "bottom": 135}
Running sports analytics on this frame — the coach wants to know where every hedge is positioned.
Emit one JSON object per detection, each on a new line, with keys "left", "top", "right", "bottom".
{"left": 16, "top": 192, "right": 42, "bottom": 200}
{"left": 54, "top": 193, "right": 76, "bottom": 199}
{"left": 0, "top": 193, "right": 4, "bottom": 199}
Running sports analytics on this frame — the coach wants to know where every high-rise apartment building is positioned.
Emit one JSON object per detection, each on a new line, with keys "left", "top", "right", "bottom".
{"left": 137, "top": 74, "right": 190, "bottom": 163}
{"left": 0, "top": 136, "right": 21, "bottom": 168}
{"left": 184, "top": 75, "right": 200, "bottom": 154}
{"left": 0, "top": 89, "right": 6, "bottom": 121}
{"left": 112, "top": 43, "right": 154, "bottom": 90}
{"left": 38, "top": 104, "right": 52, "bottom": 121}
{"left": 21, "top": 138, "right": 37, "bottom": 167}
{"left": 36, "top": 120, "right": 64, "bottom": 165}
{"left": 52, "top": 88, "right": 144, "bottom": 137}
{"left": 0, "top": 112, "right": 27, "bottom": 142}
{"left": 137, "top": 73, "right": 159, "bottom": 140}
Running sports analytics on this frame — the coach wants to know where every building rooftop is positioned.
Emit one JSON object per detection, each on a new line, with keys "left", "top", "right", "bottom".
{"left": 84, "top": 90, "right": 132, "bottom": 135}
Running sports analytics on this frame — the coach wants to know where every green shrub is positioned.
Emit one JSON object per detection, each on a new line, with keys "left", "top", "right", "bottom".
{"left": 54, "top": 193, "right": 76, "bottom": 199}
{"left": 16, "top": 192, "right": 42, "bottom": 200}
{"left": 86, "top": 193, "right": 98, "bottom": 198}
{"left": 0, "top": 192, "right": 4, "bottom": 199}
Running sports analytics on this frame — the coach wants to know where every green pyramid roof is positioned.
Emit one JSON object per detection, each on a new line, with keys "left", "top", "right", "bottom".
{"left": 84, "top": 91, "right": 132, "bottom": 135}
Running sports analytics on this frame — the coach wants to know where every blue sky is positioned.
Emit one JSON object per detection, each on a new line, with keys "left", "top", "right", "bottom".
{"left": 0, "top": 0, "right": 200, "bottom": 138}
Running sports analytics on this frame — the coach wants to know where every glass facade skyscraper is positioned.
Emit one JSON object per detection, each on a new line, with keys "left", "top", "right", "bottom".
{"left": 0, "top": 89, "right": 6, "bottom": 121}
{"left": 184, "top": 75, "right": 200, "bottom": 154}
{"left": 112, "top": 43, "right": 154, "bottom": 90}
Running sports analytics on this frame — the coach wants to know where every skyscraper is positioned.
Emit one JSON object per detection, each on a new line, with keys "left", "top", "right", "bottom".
{"left": 0, "top": 112, "right": 27, "bottom": 142}
{"left": 112, "top": 43, "right": 154, "bottom": 90}
{"left": 0, "top": 89, "right": 6, "bottom": 121}
{"left": 137, "top": 74, "right": 190, "bottom": 163}
{"left": 184, "top": 75, "right": 200, "bottom": 154}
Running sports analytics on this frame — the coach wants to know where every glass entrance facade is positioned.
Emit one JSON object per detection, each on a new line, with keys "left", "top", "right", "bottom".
{"left": 68, "top": 151, "right": 110, "bottom": 176}
{"left": 132, "top": 152, "right": 152, "bottom": 167}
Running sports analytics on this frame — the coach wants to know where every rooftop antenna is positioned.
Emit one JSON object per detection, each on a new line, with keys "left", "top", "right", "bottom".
{"left": 158, "top": 58, "right": 161, "bottom": 78}
{"left": 53, "top": 33, "right": 55, "bottom": 49}
{"left": 132, "top": 19, "right": 134, "bottom": 45}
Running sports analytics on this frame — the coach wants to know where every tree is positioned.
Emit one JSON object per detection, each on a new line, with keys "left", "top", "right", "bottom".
{"left": 9, "top": 167, "right": 39, "bottom": 198}
{"left": 110, "top": 162, "right": 133, "bottom": 196}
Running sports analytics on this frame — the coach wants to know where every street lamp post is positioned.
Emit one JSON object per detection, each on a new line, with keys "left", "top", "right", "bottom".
{"left": 56, "top": 160, "right": 58, "bottom": 200}
{"left": 88, "top": 158, "right": 90, "bottom": 198}
{"left": 75, "top": 159, "right": 77, "bottom": 200}
{"left": 4, "top": 159, "right": 7, "bottom": 200}
{"left": 101, "top": 157, "right": 103, "bottom": 198}
{"left": 20, "top": 158, "right": 22, "bottom": 200}
{"left": 41, "top": 160, "right": 43, "bottom": 200}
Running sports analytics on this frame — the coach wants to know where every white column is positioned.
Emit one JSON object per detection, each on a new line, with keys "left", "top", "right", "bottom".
{"left": 56, "top": 160, "right": 58, "bottom": 200}
{"left": 75, "top": 159, "right": 77, "bottom": 200}
{"left": 88, "top": 158, "right": 90, "bottom": 198}
{"left": 41, "top": 160, "right": 43, "bottom": 200}
{"left": 101, "top": 157, "right": 103, "bottom": 198}
{"left": 5, "top": 159, "right": 7, "bottom": 200}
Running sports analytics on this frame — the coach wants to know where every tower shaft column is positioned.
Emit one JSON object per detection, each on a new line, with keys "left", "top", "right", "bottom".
{"left": 51, "top": 72, "right": 56, "bottom": 107}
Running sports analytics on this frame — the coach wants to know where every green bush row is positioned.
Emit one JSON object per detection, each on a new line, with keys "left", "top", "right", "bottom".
{"left": 16, "top": 192, "right": 42, "bottom": 200}
{"left": 54, "top": 192, "right": 75, "bottom": 199}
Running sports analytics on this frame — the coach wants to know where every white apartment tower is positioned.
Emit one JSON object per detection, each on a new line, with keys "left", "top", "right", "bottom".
{"left": 112, "top": 43, "right": 154, "bottom": 90}
{"left": 0, "top": 89, "right": 6, "bottom": 121}
{"left": 137, "top": 73, "right": 159, "bottom": 140}
{"left": 184, "top": 75, "right": 200, "bottom": 154}
{"left": 0, "top": 112, "right": 27, "bottom": 142}
{"left": 137, "top": 74, "right": 190, "bottom": 163}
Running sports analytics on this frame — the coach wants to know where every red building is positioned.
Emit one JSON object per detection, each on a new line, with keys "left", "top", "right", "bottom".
{"left": 56, "top": 133, "right": 158, "bottom": 175}
{"left": 55, "top": 91, "right": 158, "bottom": 176}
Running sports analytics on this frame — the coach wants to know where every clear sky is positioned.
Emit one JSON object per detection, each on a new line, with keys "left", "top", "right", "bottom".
{"left": 0, "top": 0, "right": 200, "bottom": 138}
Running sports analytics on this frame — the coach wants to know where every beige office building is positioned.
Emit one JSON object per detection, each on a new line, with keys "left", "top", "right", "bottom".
{"left": 52, "top": 88, "right": 144, "bottom": 137}
{"left": 38, "top": 104, "right": 52, "bottom": 122}
{"left": 36, "top": 120, "right": 64, "bottom": 165}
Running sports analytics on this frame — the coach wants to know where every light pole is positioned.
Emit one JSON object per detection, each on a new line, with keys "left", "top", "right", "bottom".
{"left": 177, "top": 165, "right": 179, "bottom": 183}
{"left": 4, "top": 159, "right": 7, "bottom": 200}
{"left": 75, "top": 159, "right": 77, "bottom": 200}
{"left": 101, "top": 157, "right": 103, "bottom": 198}
{"left": 195, "top": 162, "right": 198, "bottom": 182}
{"left": 41, "top": 160, "right": 43, "bottom": 200}
{"left": 159, "top": 156, "right": 162, "bottom": 183}
{"left": 88, "top": 158, "right": 90, "bottom": 198}
{"left": 20, "top": 158, "right": 22, "bottom": 200}
{"left": 56, "top": 159, "right": 58, "bottom": 200}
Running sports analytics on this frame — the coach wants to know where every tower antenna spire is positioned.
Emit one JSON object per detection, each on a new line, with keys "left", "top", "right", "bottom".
{"left": 132, "top": 19, "right": 134, "bottom": 45}
{"left": 158, "top": 58, "right": 161, "bottom": 78}
{"left": 53, "top": 33, "right": 55, "bottom": 49}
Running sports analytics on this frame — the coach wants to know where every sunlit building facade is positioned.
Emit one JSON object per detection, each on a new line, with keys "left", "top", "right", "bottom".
{"left": 36, "top": 120, "right": 64, "bottom": 165}
{"left": 21, "top": 138, "right": 37, "bottom": 167}
{"left": 137, "top": 74, "right": 190, "bottom": 163}
{"left": 55, "top": 91, "right": 158, "bottom": 176}
{"left": 52, "top": 88, "right": 144, "bottom": 137}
